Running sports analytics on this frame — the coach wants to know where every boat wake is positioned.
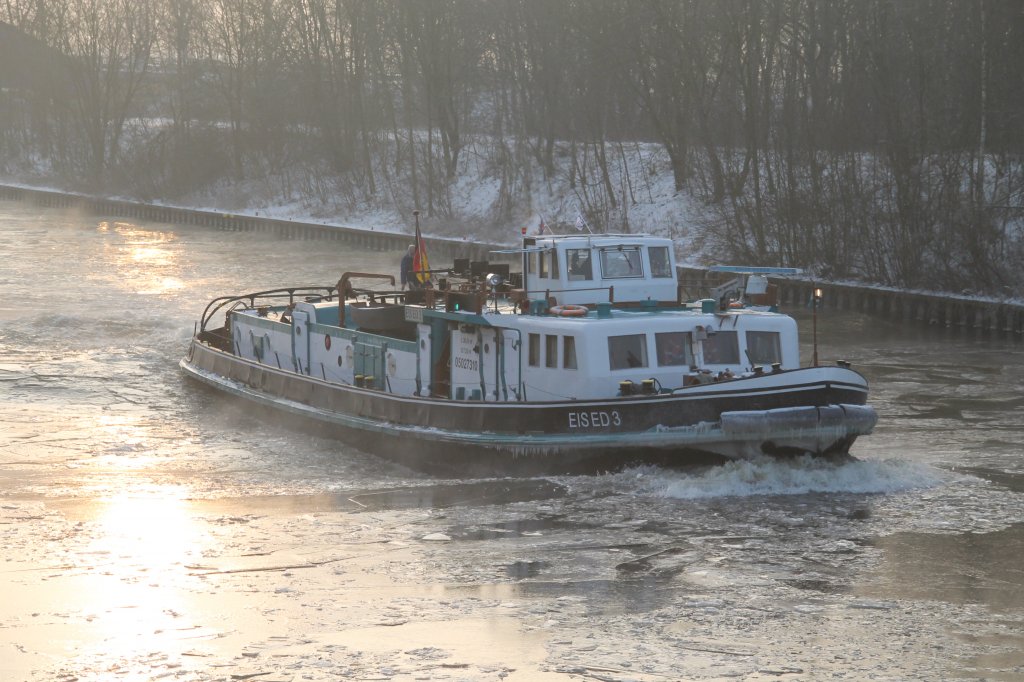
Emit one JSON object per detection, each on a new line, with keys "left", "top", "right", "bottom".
{"left": 623, "top": 455, "right": 946, "bottom": 500}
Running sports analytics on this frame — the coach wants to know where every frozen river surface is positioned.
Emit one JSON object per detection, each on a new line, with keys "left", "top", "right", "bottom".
{"left": 1, "top": 201, "right": 1023, "bottom": 681}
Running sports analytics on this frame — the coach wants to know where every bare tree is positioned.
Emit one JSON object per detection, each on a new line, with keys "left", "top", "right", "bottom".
{"left": 2, "top": 0, "right": 1022, "bottom": 295}
{"left": 49, "top": 0, "right": 155, "bottom": 187}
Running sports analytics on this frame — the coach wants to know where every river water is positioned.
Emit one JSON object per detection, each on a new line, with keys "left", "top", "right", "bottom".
{"left": 1, "top": 200, "right": 1023, "bottom": 681}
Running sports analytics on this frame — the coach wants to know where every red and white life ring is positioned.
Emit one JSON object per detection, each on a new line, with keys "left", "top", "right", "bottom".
{"left": 549, "top": 304, "right": 589, "bottom": 317}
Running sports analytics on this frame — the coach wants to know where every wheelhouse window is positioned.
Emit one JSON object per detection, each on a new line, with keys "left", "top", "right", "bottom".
{"left": 563, "top": 336, "right": 578, "bottom": 369}
{"left": 701, "top": 330, "right": 739, "bottom": 365}
{"left": 655, "top": 332, "right": 693, "bottom": 367}
{"left": 648, "top": 246, "right": 673, "bottom": 278}
{"left": 549, "top": 249, "right": 560, "bottom": 279}
{"left": 539, "top": 250, "right": 549, "bottom": 278}
{"left": 608, "top": 334, "right": 648, "bottom": 370}
{"left": 600, "top": 247, "right": 643, "bottom": 279}
{"left": 528, "top": 333, "right": 540, "bottom": 366}
{"left": 545, "top": 334, "right": 558, "bottom": 368}
{"left": 566, "top": 248, "right": 592, "bottom": 280}
{"left": 746, "top": 331, "right": 782, "bottom": 365}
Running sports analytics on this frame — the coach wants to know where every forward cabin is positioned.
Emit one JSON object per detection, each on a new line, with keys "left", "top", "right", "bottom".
{"left": 182, "top": 231, "right": 876, "bottom": 474}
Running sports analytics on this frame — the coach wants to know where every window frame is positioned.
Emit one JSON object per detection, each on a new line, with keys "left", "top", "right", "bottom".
{"left": 745, "top": 330, "right": 782, "bottom": 366}
{"left": 608, "top": 333, "right": 649, "bottom": 370}
{"left": 599, "top": 246, "right": 644, "bottom": 279}
{"left": 655, "top": 331, "right": 694, "bottom": 367}
{"left": 648, "top": 246, "right": 673, "bottom": 278}
{"left": 563, "top": 336, "right": 578, "bottom": 370}
{"left": 566, "top": 248, "right": 593, "bottom": 281}
{"left": 545, "top": 334, "right": 558, "bottom": 368}
{"left": 701, "top": 330, "right": 740, "bottom": 365}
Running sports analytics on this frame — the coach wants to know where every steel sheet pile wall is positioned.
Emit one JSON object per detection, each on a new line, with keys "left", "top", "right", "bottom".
{"left": 0, "top": 184, "right": 493, "bottom": 262}
{"left": 678, "top": 266, "right": 1024, "bottom": 337}
{"left": 3, "top": 184, "right": 1020, "bottom": 337}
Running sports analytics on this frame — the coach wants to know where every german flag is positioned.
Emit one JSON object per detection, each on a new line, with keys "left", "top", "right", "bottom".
{"left": 413, "top": 216, "right": 430, "bottom": 285}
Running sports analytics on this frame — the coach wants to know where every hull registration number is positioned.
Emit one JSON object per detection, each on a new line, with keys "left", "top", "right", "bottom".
{"left": 568, "top": 410, "right": 622, "bottom": 429}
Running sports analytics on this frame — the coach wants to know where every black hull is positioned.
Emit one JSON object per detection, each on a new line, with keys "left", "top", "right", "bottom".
{"left": 183, "top": 378, "right": 733, "bottom": 475}
{"left": 181, "top": 340, "right": 876, "bottom": 475}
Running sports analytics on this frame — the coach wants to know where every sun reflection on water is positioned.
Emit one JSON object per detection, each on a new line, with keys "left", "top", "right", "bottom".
{"left": 97, "top": 221, "right": 185, "bottom": 295}
{"left": 76, "top": 486, "right": 213, "bottom": 665}
{"left": 93, "top": 413, "right": 149, "bottom": 449}
{"left": 90, "top": 486, "right": 194, "bottom": 564}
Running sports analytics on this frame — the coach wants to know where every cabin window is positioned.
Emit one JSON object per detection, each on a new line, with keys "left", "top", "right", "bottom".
{"left": 746, "top": 331, "right": 782, "bottom": 365}
{"left": 545, "top": 334, "right": 558, "bottom": 368}
{"left": 702, "top": 330, "right": 739, "bottom": 365}
{"left": 563, "top": 336, "right": 578, "bottom": 369}
{"left": 600, "top": 247, "right": 643, "bottom": 279}
{"left": 528, "top": 333, "right": 540, "bottom": 366}
{"left": 655, "top": 332, "right": 694, "bottom": 367}
{"left": 527, "top": 251, "right": 537, "bottom": 275}
{"left": 649, "top": 246, "right": 672, "bottom": 278}
{"left": 608, "top": 334, "right": 648, "bottom": 370}
{"left": 539, "top": 250, "right": 549, "bottom": 278}
{"left": 549, "top": 249, "right": 560, "bottom": 278}
{"left": 567, "top": 249, "right": 593, "bottom": 280}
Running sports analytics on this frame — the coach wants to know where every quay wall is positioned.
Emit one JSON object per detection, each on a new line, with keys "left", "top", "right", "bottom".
{"left": 678, "top": 266, "right": 1024, "bottom": 337}
{"left": 0, "top": 183, "right": 494, "bottom": 261}
{"left": 3, "top": 183, "right": 1021, "bottom": 337}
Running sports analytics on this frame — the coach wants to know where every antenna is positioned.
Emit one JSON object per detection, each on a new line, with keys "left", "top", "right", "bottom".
{"left": 812, "top": 285, "right": 823, "bottom": 367}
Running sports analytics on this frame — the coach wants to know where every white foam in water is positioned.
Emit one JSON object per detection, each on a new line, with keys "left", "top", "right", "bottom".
{"left": 638, "top": 456, "right": 947, "bottom": 500}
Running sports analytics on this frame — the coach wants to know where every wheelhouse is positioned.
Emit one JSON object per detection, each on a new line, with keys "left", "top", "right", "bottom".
{"left": 521, "top": 234, "right": 679, "bottom": 306}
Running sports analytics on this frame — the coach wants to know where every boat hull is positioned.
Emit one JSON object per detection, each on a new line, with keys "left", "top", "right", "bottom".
{"left": 181, "top": 339, "right": 876, "bottom": 474}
